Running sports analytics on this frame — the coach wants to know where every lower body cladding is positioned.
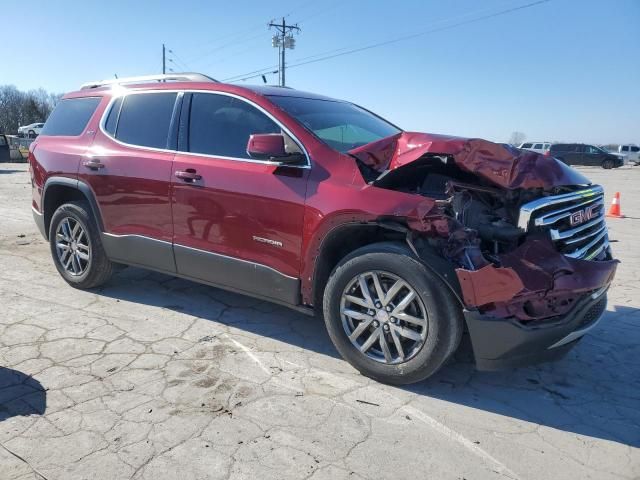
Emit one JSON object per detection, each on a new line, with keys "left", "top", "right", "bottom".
{"left": 465, "top": 288, "right": 608, "bottom": 370}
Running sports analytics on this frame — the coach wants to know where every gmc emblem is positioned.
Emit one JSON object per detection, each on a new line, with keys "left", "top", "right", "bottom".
{"left": 569, "top": 204, "right": 599, "bottom": 226}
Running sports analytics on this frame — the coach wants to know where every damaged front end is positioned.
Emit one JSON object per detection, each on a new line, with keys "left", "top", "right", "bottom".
{"left": 350, "top": 132, "right": 618, "bottom": 369}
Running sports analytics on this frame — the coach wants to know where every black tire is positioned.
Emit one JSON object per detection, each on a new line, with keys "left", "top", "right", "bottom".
{"left": 602, "top": 159, "right": 614, "bottom": 169}
{"left": 28, "top": 130, "right": 36, "bottom": 138}
{"left": 322, "top": 242, "right": 463, "bottom": 385}
{"left": 49, "top": 201, "right": 113, "bottom": 289}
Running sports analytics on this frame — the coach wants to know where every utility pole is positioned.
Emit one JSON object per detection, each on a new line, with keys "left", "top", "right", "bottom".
{"left": 269, "top": 17, "right": 300, "bottom": 86}
{"left": 162, "top": 43, "right": 166, "bottom": 74}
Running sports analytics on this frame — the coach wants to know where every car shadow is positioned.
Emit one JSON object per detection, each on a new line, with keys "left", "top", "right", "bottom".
{"left": 99, "top": 267, "right": 639, "bottom": 449}
{"left": 0, "top": 367, "right": 47, "bottom": 421}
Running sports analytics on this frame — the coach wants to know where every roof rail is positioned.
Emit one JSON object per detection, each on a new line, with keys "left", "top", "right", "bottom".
{"left": 80, "top": 72, "right": 219, "bottom": 90}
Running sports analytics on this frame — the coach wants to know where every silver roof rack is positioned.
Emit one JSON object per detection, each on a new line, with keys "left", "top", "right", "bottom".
{"left": 80, "top": 72, "right": 219, "bottom": 90}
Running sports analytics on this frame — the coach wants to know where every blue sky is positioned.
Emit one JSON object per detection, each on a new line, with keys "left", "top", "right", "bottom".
{"left": 2, "top": 0, "right": 639, "bottom": 144}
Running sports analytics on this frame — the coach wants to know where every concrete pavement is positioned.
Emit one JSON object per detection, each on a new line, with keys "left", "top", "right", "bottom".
{"left": 1, "top": 163, "right": 638, "bottom": 479}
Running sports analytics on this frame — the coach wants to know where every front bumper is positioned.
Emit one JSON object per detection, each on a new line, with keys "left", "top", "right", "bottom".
{"left": 465, "top": 287, "right": 608, "bottom": 371}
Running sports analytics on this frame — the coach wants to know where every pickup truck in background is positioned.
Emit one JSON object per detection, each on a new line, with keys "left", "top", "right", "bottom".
{"left": 610, "top": 144, "right": 640, "bottom": 165}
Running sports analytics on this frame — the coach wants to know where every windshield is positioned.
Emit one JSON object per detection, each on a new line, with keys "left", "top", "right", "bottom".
{"left": 267, "top": 95, "right": 401, "bottom": 153}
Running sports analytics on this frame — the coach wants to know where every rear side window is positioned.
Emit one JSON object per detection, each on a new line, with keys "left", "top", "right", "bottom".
{"left": 622, "top": 146, "right": 629, "bottom": 152}
{"left": 115, "top": 93, "right": 177, "bottom": 149}
{"left": 533, "top": 143, "right": 543, "bottom": 149}
{"left": 188, "top": 93, "right": 280, "bottom": 158}
{"left": 631, "top": 146, "right": 639, "bottom": 153}
{"left": 40, "top": 97, "right": 101, "bottom": 136}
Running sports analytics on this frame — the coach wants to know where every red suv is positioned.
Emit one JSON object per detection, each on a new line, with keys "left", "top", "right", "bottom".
{"left": 29, "top": 73, "right": 618, "bottom": 384}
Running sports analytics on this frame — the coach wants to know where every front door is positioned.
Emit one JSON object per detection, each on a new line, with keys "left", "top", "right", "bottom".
{"left": 171, "top": 92, "right": 309, "bottom": 304}
{"left": 81, "top": 91, "right": 179, "bottom": 272}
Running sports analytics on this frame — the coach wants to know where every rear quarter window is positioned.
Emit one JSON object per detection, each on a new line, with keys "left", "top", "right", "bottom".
{"left": 115, "top": 93, "right": 177, "bottom": 149}
{"left": 40, "top": 97, "right": 101, "bottom": 136}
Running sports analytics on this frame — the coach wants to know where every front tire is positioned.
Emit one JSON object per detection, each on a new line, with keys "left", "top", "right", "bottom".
{"left": 49, "top": 201, "right": 113, "bottom": 289}
{"left": 322, "top": 243, "right": 463, "bottom": 385}
{"left": 602, "top": 159, "right": 614, "bottom": 169}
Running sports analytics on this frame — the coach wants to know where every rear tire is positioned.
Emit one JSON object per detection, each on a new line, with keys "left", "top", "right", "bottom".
{"left": 28, "top": 130, "right": 36, "bottom": 138}
{"left": 49, "top": 201, "right": 113, "bottom": 289}
{"left": 322, "top": 242, "right": 463, "bottom": 385}
{"left": 602, "top": 159, "right": 614, "bottom": 169}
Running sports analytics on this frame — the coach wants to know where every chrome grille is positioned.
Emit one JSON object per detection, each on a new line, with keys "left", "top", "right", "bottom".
{"left": 518, "top": 186, "right": 609, "bottom": 260}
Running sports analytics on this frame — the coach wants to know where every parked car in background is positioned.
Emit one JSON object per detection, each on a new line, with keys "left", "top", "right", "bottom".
{"left": 519, "top": 141, "right": 551, "bottom": 154}
{"left": 611, "top": 144, "right": 640, "bottom": 165}
{"left": 18, "top": 122, "right": 44, "bottom": 137}
{"left": 0, "top": 134, "right": 10, "bottom": 162}
{"left": 548, "top": 143, "right": 623, "bottom": 169}
{"left": 29, "top": 73, "right": 617, "bottom": 384}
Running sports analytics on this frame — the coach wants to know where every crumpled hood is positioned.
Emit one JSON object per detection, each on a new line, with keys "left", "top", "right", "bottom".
{"left": 348, "top": 132, "right": 590, "bottom": 190}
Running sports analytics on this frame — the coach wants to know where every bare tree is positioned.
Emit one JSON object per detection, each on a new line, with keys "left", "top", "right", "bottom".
{"left": 508, "top": 131, "right": 526, "bottom": 146}
{"left": 0, "top": 85, "right": 62, "bottom": 134}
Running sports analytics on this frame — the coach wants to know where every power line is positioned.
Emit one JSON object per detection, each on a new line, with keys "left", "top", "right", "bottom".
{"left": 228, "top": 0, "right": 550, "bottom": 83}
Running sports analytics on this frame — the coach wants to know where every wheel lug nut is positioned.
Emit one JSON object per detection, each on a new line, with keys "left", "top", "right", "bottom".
{"left": 375, "top": 302, "right": 382, "bottom": 308}
{"left": 372, "top": 320, "right": 379, "bottom": 328}
{"left": 390, "top": 317, "right": 397, "bottom": 324}
{"left": 383, "top": 324, "right": 390, "bottom": 331}
{"left": 385, "top": 306, "right": 392, "bottom": 312}
{"left": 368, "top": 309, "right": 375, "bottom": 316}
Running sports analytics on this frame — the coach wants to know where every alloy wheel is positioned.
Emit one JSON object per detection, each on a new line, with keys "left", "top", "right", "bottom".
{"left": 340, "top": 270, "right": 428, "bottom": 364}
{"left": 55, "top": 217, "right": 91, "bottom": 276}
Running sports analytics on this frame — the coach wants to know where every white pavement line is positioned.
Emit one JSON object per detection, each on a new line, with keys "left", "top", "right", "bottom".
{"left": 401, "top": 405, "right": 521, "bottom": 480}
{"left": 227, "top": 337, "right": 273, "bottom": 377}
{"left": 224, "top": 335, "right": 300, "bottom": 392}
{"left": 0, "top": 442, "right": 49, "bottom": 480}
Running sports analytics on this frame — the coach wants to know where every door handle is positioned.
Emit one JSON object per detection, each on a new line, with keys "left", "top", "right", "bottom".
{"left": 83, "top": 158, "right": 105, "bottom": 170}
{"left": 175, "top": 169, "right": 202, "bottom": 182}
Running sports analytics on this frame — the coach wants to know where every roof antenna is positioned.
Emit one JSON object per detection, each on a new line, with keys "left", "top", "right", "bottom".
{"left": 114, "top": 74, "right": 118, "bottom": 79}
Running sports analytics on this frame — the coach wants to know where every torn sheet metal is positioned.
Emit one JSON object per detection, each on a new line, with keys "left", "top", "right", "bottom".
{"left": 456, "top": 238, "right": 618, "bottom": 320}
{"left": 349, "top": 132, "right": 590, "bottom": 190}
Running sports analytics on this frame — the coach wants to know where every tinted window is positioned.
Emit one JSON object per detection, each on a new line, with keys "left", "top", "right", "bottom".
{"left": 188, "top": 93, "right": 280, "bottom": 158}
{"left": 621, "top": 146, "right": 629, "bottom": 152}
{"left": 550, "top": 144, "right": 565, "bottom": 152}
{"left": 0, "top": 136, "right": 7, "bottom": 146}
{"left": 104, "top": 97, "right": 123, "bottom": 136}
{"left": 40, "top": 97, "right": 101, "bottom": 136}
{"left": 268, "top": 95, "right": 400, "bottom": 153}
{"left": 521, "top": 143, "right": 532, "bottom": 148}
{"left": 533, "top": 143, "right": 543, "bottom": 149}
{"left": 116, "top": 93, "right": 177, "bottom": 149}
{"left": 631, "top": 146, "right": 639, "bottom": 152}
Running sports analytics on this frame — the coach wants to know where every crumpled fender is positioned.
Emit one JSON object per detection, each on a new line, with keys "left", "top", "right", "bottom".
{"left": 348, "top": 132, "right": 590, "bottom": 189}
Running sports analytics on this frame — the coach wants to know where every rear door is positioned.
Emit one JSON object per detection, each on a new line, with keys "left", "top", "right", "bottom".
{"left": 80, "top": 91, "right": 180, "bottom": 272}
{"left": 171, "top": 92, "right": 309, "bottom": 304}
{"left": 583, "top": 145, "right": 604, "bottom": 166}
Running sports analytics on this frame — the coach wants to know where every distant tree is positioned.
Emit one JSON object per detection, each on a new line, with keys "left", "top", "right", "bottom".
{"left": 0, "top": 85, "right": 62, "bottom": 134}
{"left": 508, "top": 131, "right": 526, "bottom": 146}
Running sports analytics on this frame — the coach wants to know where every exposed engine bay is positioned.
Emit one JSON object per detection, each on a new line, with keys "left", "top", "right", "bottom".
{"left": 349, "top": 133, "right": 618, "bottom": 323}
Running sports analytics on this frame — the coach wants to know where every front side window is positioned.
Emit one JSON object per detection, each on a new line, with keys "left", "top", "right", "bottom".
{"left": 40, "top": 97, "right": 101, "bottom": 136}
{"left": 188, "top": 93, "right": 281, "bottom": 158}
{"left": 521, "top": 143, "right": 533, "bottom": 148}
{"left": 115, "top": 92, "right": 177, "bottom": 149}
{"left": 0, "top": 136, "right": 7, "bottom": 146}
{"left": 533, "top": 143, "right": 543, "bottom": 149}
{"left": 268, "top": 95, "right": 401, "bottom": 153}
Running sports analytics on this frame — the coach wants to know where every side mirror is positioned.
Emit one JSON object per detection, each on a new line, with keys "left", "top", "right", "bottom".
{"left": 247, "top": 133, "right": 304, "bottom": 164}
